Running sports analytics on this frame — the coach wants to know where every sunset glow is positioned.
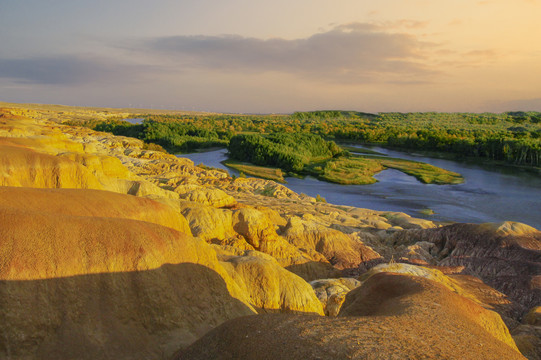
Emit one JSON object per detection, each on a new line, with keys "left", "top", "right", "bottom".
{"left": 1, "top": 0, "right": 540, "bottom": 113}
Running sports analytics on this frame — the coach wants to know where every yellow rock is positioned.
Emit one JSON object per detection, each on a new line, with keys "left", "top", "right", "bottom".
{"left": 310, "top": 278, "right": 361, "bottom": 316}
{"left": 282, "top": 216, "right": 382, "bottom": 270}
{"left": 0, "top": 193, "right": 258, "bottom": 358}
{"left": 218, "top": 251, "right": 324, "bottom": 315}
{"left": 177, "top": 186, "right": 236, "bottom": 208}
{"left": 181, "top": 203, "right": 237, "bottom": 241}
{"left": 382, "top": 212, "right": 436, "bottom": 229}
{"left": 62, "top": 152, "right": 133, "bottom": 179}
{"left": 0, "top": 186, "right": 191, "bottom": 235}
{"left": 1, "top": 135, "right": 85, "bottom": 154}
{"left": 0, "top": 140, "right": 103, "bottom": 190}
{"left": 232, "top": 208, "right": 320, "bottom": 270}
{"left": 480, "top": 221, "right": 539, "bottom": 236}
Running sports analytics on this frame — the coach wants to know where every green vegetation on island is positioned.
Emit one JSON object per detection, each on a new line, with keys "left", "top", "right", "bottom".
{"left": 228, "top": 133, "right": 343, "bottom": 172}
{"left": 226, "top": 133, "right": 463, "bottom": 185}
{"left": 305, "top": 156, "right": 385, "bottom": 185}
{"left": 304, "top": 154, "right": 463, "bottom": 185}
{"left": 374, "top": 156, "right": 464, "bottom": 185}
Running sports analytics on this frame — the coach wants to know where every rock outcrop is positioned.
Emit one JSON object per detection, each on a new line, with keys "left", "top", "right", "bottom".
{"left": 179, "top": 273, "right": 524, "bottom": 360}
{"left": 310, "top": 277, "right": 361, "bottom": 316}
{"left": 0, "top": 192, "right": 254, "bottom": 358}
{"left": 217, "top": 250, "right": 324, "bottom": 315}
{"left": 282, "top": 216, "right": 383, "bottom": 273}
{"left": 177, "top": 186, "right": 236, "bottom": 208}
{"left": 0, "top": 140, "right": 103, "bottom": 189}
{"left": 0, "top": 186, "right": 192, "bottom": 235}
{"left": 0, "top": 186, "right": 332, "bottom": 359}
{"left": 389, "top": 222, "right": 541, "bottom": 312}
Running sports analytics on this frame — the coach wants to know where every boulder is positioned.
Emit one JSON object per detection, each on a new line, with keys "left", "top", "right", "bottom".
{"left": 282, "top": 216, "right": 383, "bottom": 272}
{"left": 218, "top": 251, "right": 324, "bottom": 315}
{"left": 310, "top": 278, "right": 361, "bottom": 316}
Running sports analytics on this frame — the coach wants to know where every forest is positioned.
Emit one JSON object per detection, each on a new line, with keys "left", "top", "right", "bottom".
{"left": 64, "top": 110, "right": 541, "bottom": 169}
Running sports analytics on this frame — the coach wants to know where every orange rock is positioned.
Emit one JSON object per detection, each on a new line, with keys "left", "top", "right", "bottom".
{"left": 178, "top": 273, "right": 525, "bottom": 360}
{"left": 0, "top": 186, "right": 191, "bottom": 235}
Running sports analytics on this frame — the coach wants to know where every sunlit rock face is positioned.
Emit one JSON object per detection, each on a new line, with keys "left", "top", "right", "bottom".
{"left": 281, "top": 215, "right": 383, "bottom": 273}
{"left": 0, "top": 186, "right": 192, "bottom": 235}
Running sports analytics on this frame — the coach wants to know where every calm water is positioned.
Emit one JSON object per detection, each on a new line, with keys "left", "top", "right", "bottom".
{"left": 124, "top": 118, "right": 144, "bottom": 124}
{"left": 179, "top": 147, "right": 541, "bottom": 229}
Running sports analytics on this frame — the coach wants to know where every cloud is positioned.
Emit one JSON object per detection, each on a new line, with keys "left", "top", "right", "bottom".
{"left": 464, "top": 49, "right": 498, "bottom": 58}
{"left": 1, "top": 24, "right": 441, "bottom": 88}
{"left": 0, "top": 56, "right": 143, "bottom": 85}
{"left": 143, "top": 23, "right": 437, "bottom": 84}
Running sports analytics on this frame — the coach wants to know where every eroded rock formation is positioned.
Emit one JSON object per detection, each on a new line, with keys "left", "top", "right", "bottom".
{"left": 179, "top": 273, "right": 525, "bottom": 359}
{"left": 0, "top": 106, "right": 538, "bottom": 359}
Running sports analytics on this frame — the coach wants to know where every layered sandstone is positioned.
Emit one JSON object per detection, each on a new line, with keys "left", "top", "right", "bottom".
{"left": 388, "top": 222, "right": 541, "bottom": 311}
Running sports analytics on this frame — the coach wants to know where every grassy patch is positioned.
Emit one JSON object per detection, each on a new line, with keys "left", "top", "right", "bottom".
{"left": 223, "top": 160, "right": 285, "bottom": 183}
{"left": 304, "top": 154, "right": 463, "bottom": 185}
{"left": 418, "top": 208, "right": 435, "bottom": 216}
{"left": 309, "top": 157, "right": 385, "bottom": 185}
{"left": 375, "top": 157, "right": 464, "bottom": 184}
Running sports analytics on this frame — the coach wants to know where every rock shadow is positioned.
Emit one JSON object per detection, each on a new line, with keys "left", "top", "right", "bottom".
{"left": 0, "top": 263, "right": 255, "bottom": 360}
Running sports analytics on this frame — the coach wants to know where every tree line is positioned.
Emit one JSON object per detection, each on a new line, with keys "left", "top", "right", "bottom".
{"left": 63, "top": 110, "right": 541, "bottom": 167}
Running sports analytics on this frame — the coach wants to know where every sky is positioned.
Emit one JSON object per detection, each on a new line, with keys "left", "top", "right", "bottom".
{"left": 1, "top": 0, "right": 540, "bottom": 113}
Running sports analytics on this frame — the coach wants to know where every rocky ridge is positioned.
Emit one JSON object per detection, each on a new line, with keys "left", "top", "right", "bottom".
{"left": 0, "top": 106, "right": 539, "bottom": 359}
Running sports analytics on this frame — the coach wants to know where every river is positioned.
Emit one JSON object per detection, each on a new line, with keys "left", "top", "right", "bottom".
{"left": 178, "top": 147, "right": 541, "bottom": 229}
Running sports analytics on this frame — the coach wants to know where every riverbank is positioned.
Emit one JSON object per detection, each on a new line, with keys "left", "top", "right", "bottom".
{"left": 179, "top": 148, "right": 541, "bottom": 229}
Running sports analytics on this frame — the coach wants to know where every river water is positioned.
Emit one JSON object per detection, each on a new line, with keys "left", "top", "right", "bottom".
{"left": 179, "top": 147, "right": 541, "bottom": 229}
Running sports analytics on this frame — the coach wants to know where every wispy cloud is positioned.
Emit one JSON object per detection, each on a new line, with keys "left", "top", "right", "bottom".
{"left": 142, "top": 23, "right": 438, "bottom": 84}
{"left": 464, "top": 49, "right": 499, "bottom": 59}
